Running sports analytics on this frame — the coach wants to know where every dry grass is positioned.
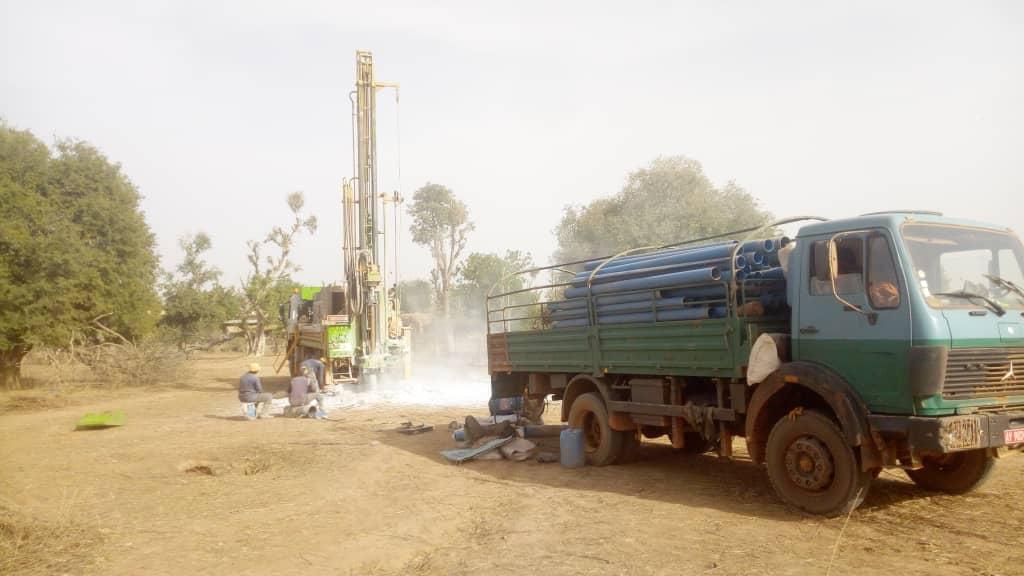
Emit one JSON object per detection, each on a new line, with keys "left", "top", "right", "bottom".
{"left": 0, "top": 497, "right": 102, "bottom": 576}
{"left": 1, "top": 392, "right": 74, "bottom": 412}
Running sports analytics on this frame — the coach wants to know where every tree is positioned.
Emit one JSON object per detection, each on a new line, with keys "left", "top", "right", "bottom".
{"left": 408, "top": 183, "right": 474, "bottom": 317}
{"left": 47, "top": 139, "right": 161, "bottom": 338}
{"left": 0, "top": 124, "right": 160, "bottom": 388}
{"left": 455, "top": 250, "right": 535, "bottom": 321}
{"left": 160, "top": 233, "right": 242, "bottom": 350}
{"left": 396, "top": 279, "right": 433, "bottom": 314}
{"left": 554, "top": 156, "right": 772, "bottom": 262}
{"left": 240, "top": 192, "right": 316, "bottom": 356}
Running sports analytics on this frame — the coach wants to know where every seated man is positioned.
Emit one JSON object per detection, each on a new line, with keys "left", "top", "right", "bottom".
{"left": 289, "top": 366, "right": 325, "bottom": 418}
{"left": 238, "top": 363, "right": 273, "bottom": 419}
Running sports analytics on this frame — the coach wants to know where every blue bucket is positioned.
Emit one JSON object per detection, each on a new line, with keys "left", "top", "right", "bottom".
{"left": 560, "top": 428, "right": 586, "bottom": 468}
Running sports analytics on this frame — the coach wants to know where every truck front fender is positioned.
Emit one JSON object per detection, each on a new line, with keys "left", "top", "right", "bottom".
{"left": 560, "top": 374, "right": 614, "bottom": 422}
{"left": 746, "top": 362, "right": 874, "bottom": 465}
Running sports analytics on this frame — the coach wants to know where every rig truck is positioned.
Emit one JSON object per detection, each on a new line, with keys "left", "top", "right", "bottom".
{"left": 486, "top": 213, "right": 1024, "bottom": 515}
{"left": 281, "top": 50, "right": 410, "bottom": 383}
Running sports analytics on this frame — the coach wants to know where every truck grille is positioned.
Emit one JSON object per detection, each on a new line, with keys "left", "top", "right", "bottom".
{"left": 943, "top": 348, "right": 1024, "bottom": 400}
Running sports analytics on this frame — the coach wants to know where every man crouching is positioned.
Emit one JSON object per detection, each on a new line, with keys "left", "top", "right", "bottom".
{"left": 289, "top": 366, "right": 325, "bottom": 418}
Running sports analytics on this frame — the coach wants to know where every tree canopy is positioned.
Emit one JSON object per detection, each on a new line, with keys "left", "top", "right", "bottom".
{"left": 0, "top": 123, "right": 160, "bottom": 387}
{"left": 554, "top": 156, "right": 772, "bottom": 262}
{"left": 396, "top": 279, "right": 433, "bottom": 314}
{"left": 160, "top": 233, "right": 242, "bottom": 350}
{"left": 407, "top": 183, "right": 474, "bottom": 316}
{"left": 455, "top": 250, "right": 534, "bottom": 320}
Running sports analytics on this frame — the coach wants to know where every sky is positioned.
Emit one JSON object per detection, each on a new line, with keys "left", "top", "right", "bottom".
{"left": 2, "top": 0, "right": 1022, "bottom": 287}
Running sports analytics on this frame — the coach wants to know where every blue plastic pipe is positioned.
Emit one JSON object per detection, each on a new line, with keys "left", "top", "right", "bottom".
{"left": 563, "top": 266, "right": 723, "bottom": 299}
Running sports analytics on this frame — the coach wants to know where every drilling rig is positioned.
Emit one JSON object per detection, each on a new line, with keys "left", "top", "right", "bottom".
{"left": 281, "top": 51, "right": 410, "bottom": 385}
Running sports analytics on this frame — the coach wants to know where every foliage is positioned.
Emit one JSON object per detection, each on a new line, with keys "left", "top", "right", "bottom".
{"left": 159, "top": 233, "right": 243, "bottom": 350}
{"left": 455, "top": 250, "right": 535, "bottom": 320}
{"left": 407, "top": 183, "right": 474, "bottom": 316}
{"left": 0, "top": 123, "right": 160, "bottom": 388}
{"left": 397, "top": 279, "right": 434, "bottom": 314}
{"left": 554, "top": 156, "right": 773, "bottom": 262}
{"left": 240, "top": 192, "right": 315, "bottom": 355}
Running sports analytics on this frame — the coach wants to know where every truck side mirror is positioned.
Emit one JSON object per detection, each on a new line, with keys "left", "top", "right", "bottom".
{"left": 828, "top": 239, "right": 840, "bottom": 284}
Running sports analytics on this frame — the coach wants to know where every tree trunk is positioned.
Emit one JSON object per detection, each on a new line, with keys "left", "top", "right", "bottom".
{"left": 246, "top": 325, "right": 266, "bottom": 357}
{"left": 1, "top": 345, "right": 31, "bottom": 390}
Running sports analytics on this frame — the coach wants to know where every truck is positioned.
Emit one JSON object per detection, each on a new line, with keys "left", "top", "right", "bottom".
{"left": 485, "top": 212, "right": 1024, "bottom": 516}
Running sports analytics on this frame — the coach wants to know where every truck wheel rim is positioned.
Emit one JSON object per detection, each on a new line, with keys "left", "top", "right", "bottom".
{"left": 784, "top": 436, "right": 834, "bottom": 492}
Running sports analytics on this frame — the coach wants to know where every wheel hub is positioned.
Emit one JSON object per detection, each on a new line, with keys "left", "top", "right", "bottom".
{"left": 784, "top": 436, "right": 834, "bottom": 491}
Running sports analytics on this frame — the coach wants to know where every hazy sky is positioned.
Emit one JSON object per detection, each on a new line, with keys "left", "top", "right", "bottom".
{"left": 2, "top": 1, "right": 1021, "bottom": 287}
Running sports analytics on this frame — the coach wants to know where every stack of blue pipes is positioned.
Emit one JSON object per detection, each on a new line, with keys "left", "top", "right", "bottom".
{"left": 548, "top": 238, "right": 789, "bottom": 328}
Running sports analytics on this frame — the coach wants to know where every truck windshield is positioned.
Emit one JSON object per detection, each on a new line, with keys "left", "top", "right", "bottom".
{"left": 902, "top": 224, "right": 1024, "bottom": 310}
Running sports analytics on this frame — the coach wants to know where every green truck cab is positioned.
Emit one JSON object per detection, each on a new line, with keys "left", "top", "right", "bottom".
{"left": 486, "top": 212, "right": 1024, "bottom": 516}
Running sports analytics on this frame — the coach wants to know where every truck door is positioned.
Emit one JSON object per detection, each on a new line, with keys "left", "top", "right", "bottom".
{"left": 795, "top": 230, "right": 912, "bottom": 413}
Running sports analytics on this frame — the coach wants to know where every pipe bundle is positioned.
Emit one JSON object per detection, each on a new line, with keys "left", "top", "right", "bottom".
{"left": 549, "top": 237, "right": 789, "bottom": 328}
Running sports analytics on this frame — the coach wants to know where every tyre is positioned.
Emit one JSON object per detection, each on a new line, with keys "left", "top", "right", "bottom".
{"left": 567, "top": 392, "right": 623, "bottom": 466}
{"left": 765, "top": 409, "right": 871, "bottom": 516}
{"left": 905, "top": 449, "right": 995, "bottom": 494}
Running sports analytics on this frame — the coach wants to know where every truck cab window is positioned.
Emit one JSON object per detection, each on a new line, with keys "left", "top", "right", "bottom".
{"left": 867, "top": 235, "right": 901, "bottom": 309}
{"left": 810, "top": 237, "right": 864, "bottom": 295}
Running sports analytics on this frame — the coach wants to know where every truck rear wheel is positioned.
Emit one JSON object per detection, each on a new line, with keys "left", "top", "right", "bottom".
{"left": 905, "top": 449, "right": 994, "bottom": 494}
{"left": 765, "top": 409, "right": 871, "bottom": 517}
{"left": 567, "top": 392, "right": 623, "bottom": 466}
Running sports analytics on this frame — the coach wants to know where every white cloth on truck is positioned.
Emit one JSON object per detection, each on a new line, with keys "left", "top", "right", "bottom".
{"left": 747, "top": 333, "right": 790, "bottom": 385}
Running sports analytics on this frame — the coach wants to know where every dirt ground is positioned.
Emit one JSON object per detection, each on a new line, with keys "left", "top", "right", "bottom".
{"left": 1, "top": 353, "right": 1022, "bottom": 576}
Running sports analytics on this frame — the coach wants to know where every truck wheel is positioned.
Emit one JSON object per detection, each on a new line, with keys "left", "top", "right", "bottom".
{"left": 568, "top": 392, "right": 623, "bottom": 466}
{"left": 905, "top": 449, "right": 994, "bottom": 494}
{"left": 765, "top": 410, "right": 871, "bottom": 517}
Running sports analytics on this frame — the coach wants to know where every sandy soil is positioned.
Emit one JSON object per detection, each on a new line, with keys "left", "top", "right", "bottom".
{"left": 1, "top": 353, "right": 1022, "bottom": 576}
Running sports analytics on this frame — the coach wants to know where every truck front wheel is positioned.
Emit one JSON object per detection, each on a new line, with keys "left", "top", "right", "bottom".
{"left": 905, "top": 449, "right": 994, "bottom": 494}
{"left": 765, "top": 410, "right": 871, "bottom": 517}
{"left": 567, "top": 392, "right": 623, "bottom": 466}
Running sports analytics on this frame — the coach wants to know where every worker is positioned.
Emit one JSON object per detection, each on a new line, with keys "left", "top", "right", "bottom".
{"left": 300, "top": 356, "right": 327, "bottom": 389}
{"left": 238, "top": 363, "right": 273, "bottom": 419}
{"left": 289, "top": 365, "right": 325, "bottom": 418}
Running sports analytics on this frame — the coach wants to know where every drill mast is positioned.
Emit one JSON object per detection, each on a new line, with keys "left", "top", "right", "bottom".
{"left": 343, "top": 50, "right": 401, "bottom": 373}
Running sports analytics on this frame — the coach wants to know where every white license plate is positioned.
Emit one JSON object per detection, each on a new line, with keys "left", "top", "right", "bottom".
{"left": 1005, "top": 428, "right": 1024, "bottom": 445}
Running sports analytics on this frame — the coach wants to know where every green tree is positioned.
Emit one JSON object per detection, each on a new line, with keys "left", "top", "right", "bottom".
{"left": 396, "top": 279, "right": 433, "bottom": 314}
{"left": 554, "top": 156, "right": 772, "bottom": 262}
{"left": 46, "top": 139, "right": 161, "bottom": 338}
{"left": 0, "top": 124, "right": 161, "bottom": 388}
{"left": 241, "top": 192, "right": 316, "bottom": 356}
{"left": 408, "top": 183, "right": 474, "bottom": 317}
{"left": 455, "top": 250, "right": 535, "bottom": 321}
{"left": 160, "top": 233, "right": 242, "bottom": 350}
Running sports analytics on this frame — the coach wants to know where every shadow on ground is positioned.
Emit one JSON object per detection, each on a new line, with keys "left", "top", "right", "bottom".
{"left": 374, "top": 419, "right": 924, "bottom": 520}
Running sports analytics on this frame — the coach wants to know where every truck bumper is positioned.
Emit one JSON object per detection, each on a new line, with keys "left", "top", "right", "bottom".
{"left": 869, "top": 411, "right": 1024, "bottom": 454}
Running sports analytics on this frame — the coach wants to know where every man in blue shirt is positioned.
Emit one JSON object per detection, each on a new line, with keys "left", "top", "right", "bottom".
{"left": 238, "top": 363, "right": 273, "bottom": 419}
{"left": 300, "top": 357, "right": 327, "bottom": 390}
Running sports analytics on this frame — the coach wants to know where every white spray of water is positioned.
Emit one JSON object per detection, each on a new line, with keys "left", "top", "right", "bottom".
{"left": 324, "top": 362, "right": 491, "bottom": 409}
